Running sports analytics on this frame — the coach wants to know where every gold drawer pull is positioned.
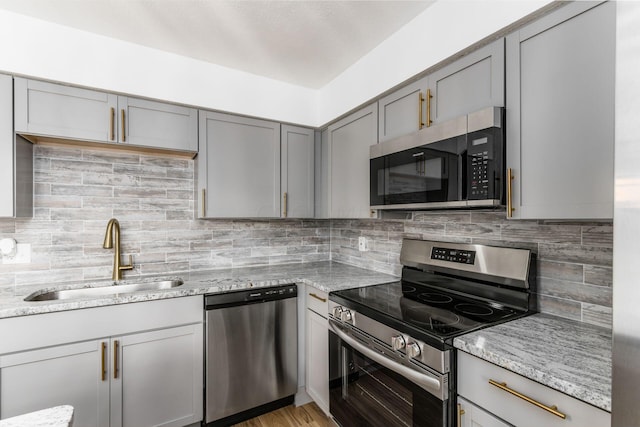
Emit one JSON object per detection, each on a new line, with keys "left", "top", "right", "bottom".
{"left": 120, "top": 109, "right": 126, "bottom": 142}
{"left": 489, "top": 379, "right": 566, "bottom": 419}
{"left": 309, "top": 293, "right": 327, "bottom": 303}
{"left": 457, "top": 403, "right": 465, "bottom": 427}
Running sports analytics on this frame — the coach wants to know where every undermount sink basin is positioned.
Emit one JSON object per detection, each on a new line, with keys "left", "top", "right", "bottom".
{"left": 24, "top": 279, "right": 184, "bottom": 302}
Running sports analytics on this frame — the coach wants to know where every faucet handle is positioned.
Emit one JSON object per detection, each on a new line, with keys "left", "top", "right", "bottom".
{"left": 120, "top": 254, "right": 135, "bottom": 271}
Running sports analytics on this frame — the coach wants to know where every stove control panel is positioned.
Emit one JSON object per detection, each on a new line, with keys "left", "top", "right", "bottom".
{"left": 431, "top": 247, "right": 476, "bottom": 264}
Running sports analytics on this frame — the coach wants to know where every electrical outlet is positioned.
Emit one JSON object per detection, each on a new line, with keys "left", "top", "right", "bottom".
{"left": 3, "top": 243, "right": 31, "bottom": 264}
{"left": 358, "top": 236, "right": 369, "bottom": 252}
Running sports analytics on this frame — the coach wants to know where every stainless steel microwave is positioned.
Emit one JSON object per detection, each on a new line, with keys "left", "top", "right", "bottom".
{"left": 370, "top": 107, "right": 504, "bottom": 210}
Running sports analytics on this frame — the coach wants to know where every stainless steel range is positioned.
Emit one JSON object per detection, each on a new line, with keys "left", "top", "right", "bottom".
{"left": 328, "top": 239, "right": 535, "bottom": 427}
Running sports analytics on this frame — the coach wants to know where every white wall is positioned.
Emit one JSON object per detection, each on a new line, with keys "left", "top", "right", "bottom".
{"left": 0, "top": 2, "right": 551, "bottom": 127}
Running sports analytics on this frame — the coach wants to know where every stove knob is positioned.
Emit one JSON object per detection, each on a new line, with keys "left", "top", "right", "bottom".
{"left": 340, "top": 310, "right": 353, "bottom": 322}
{"left": 406, "top": 342, "right": 421, "bottom": 358}
{"left": 332, "top": 306, "right": 344, "bottom": 318}
{"left": 391, "top": 335, "right": 406, "bottom": 351}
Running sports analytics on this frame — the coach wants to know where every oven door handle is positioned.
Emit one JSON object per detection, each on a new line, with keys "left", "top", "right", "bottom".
{"left": 329, "top": 320, "right": 444, "bottom": 398}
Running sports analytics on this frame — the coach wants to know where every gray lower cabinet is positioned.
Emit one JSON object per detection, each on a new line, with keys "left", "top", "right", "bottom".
{"left": 0, "top": 339, "right": 109, "bottom": 426}
{"left": 198, "top": 111, "right": 281, "bottom": 218}
{"left": 427, "top": 38, "right": 504, "bottom": 124}
{"left": 14, "top": 78, "right": 197, "bottom": 153}
{"left": 281, "top": 125, "right": 314, "bottom": 218}
{"left": 328, "top": 103, "right": 378, "bottom": 219}
{"left": 457, "top": 397, "right": 513, "bottom": 427}
{"left": 506, "top": 1, "right": 615, "bottom": 219}
{"left": 0, "top": 75, "right": 32, "bottom": 218}
{"left": 0, "top": 297, "right": 203, "bottom": 427}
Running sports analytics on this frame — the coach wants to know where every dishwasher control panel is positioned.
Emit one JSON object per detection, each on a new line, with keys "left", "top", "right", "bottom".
{"left": 205, "top": 283, "right": 297, "bottom": 309}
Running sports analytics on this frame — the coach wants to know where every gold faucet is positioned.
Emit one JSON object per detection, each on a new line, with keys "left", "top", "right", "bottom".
{"left": 103, "top": 218, "right": 134, "bottom": 281}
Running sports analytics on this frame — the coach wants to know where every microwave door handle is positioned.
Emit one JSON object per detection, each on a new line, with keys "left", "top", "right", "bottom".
{"left": 329, "top": 320, "right": 443, "bottom": 397}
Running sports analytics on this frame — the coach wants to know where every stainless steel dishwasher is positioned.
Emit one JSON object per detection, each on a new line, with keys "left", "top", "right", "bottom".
{"left": 204, "top": 284, "right": 298, "bottom": 426}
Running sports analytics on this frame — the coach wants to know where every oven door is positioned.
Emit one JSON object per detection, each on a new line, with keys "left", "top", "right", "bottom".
{"left": 329, "top": 320, "right": 450, "bottom": 427}
{"left": 370, "top": 135, "right": 465, "bottom": 208}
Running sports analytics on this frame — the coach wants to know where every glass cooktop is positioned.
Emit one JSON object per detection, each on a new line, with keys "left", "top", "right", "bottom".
{"left": 330, "top": 278, "right": 529, "bottom": 344}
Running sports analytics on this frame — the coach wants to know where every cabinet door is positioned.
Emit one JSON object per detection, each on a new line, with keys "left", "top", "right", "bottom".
{"left": 506, "top": 1, "right": 615, "bottom": 219}
{"left": 378, "top": 77, "right": 428, "bottom": 142}
{"left": 118, "top": 96, "right": 198, "bottom": 152}
{"left": 306, "top": 309, "right": 329, "bottom": 416}
{"left": 458, "top": 397, "right": 513, "bottom": 427}
{"left": 0, "top": 74, "right": 14, "bottom": 218}
{"left": 14, "top": 78, "right": 117, "bottom": 142}
{"left": 428, "top": 39, "right": 504, "bottom": 124}
{"left": 328, "top": 103, "right": 377, "bottom": 218}
{"left": 111, "top": 324, "right": 203, "bottom": 427}
{"left": 281, "top": 124, "right": 314, "bottom": 218}
{"left": 198, "top": 111, "right": 281, "bottom": 218}
{"left": 0, "top": 340, "right": 110, "bottom": 427}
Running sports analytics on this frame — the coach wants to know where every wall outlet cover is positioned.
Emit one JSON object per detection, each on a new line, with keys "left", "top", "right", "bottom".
{"left": 358, "top": 236, "right": 369, "bottom": 252}
{"left": 3, "top": 243, "right": 31, "bottom": 264}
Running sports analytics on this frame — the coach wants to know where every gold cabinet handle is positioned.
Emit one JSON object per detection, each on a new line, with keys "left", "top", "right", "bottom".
{"left": 489, "top": 379, "right": 566, "bottom": 419}
{"left": 507, "top": 168, "right": 514, "bottom": 218}
{"left": 109, "top": 107, "right": 115, "bottom": 141}
{"left": 201, "top": 189, "right": 206, "bottom": 218}
{"left": 309, "top": 292, "right": 326, "bottom": 303}
{"left": 120, "top": 109, "right": 126, "bottom": 142}
{"left": 101, "top": 342, "right": 107, "bottom": 381}
{"left": 426, "top": 88, "right": 433, "bottom": 127}
{"left": 283, "top": 192, "right": 288, "bottom": 218}
{"left": 113, "top": 340, "right": 119, "bottom": 379}
{"left": 418, "top": 91, "right": 425, "bottom": 130}
{"left": 457, "top": 403, "right": 465, "bottom": 427}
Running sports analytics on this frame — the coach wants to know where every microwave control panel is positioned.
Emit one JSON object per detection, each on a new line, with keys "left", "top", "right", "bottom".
{"left": 468, "top": 135, "right": 493, "bottom": 199}
{"left": 468, "top": 130, "right": 501, "bottom": 200}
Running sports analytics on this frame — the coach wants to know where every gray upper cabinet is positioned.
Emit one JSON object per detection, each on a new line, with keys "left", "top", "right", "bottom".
{"left": 378, "top": 77, "right": 428, "bottom": 143}
{"left": 506, "top": 1, "right": 614, "bottom": 219}
{"left": 328, "top": 103, "right": 378, "bottom": 219}
{"left": 117, "top": 96, "right": 197, "bottom": 152}
{"left": 14, "top": 78, "right": 117, "bottom": 143}
{"left": 1, "top": 75, "right": 32, "bottom": 218}
{"left": 198, "top": 111, "right": 281, "bottom": 218}
{"left": 14, "top": 78, "right": 197, "bottom": 154}
{"left": 428, "top": 38, "right": 504, "bottom": 124}
{"left": 377, "top": 39, "right": 504, "bottom": 143}
{"left": 281, "top": 125, "right": 314, "bottom": 218}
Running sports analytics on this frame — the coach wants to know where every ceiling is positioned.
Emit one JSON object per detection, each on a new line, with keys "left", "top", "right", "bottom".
{"left": 0, "top": 0, "right": 434, "bottom": 89}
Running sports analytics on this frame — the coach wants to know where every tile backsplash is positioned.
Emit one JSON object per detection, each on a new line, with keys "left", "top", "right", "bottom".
{"left": 0, "top": 145, "right": 330, "bottom": 288}
{"left": 0, "top": 144, "right": 613, "bottom": 329}
{"left": 331, "top": 213, "right": 613, "bottom": 329}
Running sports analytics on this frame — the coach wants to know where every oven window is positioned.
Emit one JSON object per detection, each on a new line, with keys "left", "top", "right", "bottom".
{"left": 329, "top": 332, "right": 447, "bottom": 427}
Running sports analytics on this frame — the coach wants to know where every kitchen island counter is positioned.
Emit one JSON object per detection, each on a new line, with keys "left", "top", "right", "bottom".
{"left": 454, "top": 313, "right": 611, "bottom": 412}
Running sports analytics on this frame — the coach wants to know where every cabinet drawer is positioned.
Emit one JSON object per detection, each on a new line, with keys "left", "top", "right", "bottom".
{"left": 306, "top": 287, "right": 328, "bottom": 317}
{"left": 458, "top": 351, "right": 610, "bottom": 427}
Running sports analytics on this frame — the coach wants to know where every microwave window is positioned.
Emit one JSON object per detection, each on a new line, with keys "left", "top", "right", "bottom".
{"left": 385, "top": 157, "right": 442, "bottom": 195}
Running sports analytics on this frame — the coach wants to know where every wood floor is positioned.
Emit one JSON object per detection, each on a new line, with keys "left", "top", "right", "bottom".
{"left": 232, "top": 402, "right": 336, "bottom": 427}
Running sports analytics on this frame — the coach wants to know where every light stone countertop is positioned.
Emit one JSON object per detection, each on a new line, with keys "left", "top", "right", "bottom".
{"left": 0, "top": 405, "right": 73, "bottom": 427}
{"left": 0, "top": 261, "right": 612, "bottom": 413}
{"left": 454, "top": 313, "right": 612, "bottom": 412}
{"left": 0, "top": 261, "right": 399, "bottom": 319}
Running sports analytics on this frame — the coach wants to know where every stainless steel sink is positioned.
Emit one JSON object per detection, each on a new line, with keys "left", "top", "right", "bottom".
{"left": 24, "top": 279, "right": 184, "bottom": 301}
